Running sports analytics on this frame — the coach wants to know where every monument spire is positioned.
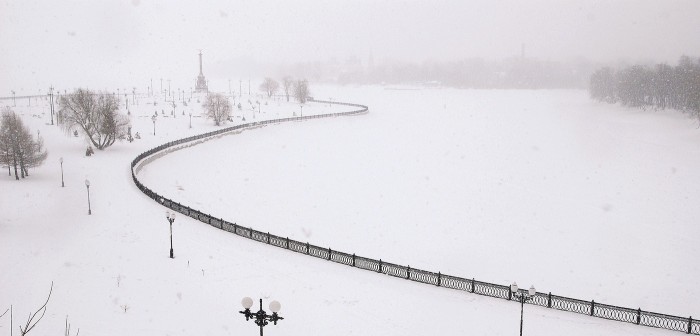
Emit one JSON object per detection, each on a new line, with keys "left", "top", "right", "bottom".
{"left": 195, "top": 49, "right": 208, "bottom": 93}
{"left": 198, "top": 50, "right": 203, "bottom": 75}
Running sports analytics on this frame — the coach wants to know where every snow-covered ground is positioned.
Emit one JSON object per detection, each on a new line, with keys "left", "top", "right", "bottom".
{"left": 1, "top": 86, "right": 698, "bottom": 336}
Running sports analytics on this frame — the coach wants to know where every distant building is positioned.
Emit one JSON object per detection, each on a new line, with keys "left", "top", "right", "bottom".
{"left": 195, "top": 50, "right": 209, "bottom": 93}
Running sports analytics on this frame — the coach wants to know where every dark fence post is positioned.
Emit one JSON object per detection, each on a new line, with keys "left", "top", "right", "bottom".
{"left": 688, "top": 316, "right": 693, "bottom": 334}
{"left": 352, "top": 254, "right": 356, "bottom": 267}
{"left": 249, "top": 227, "right": 252, "bottom": 238}
{"left": 547, "top": 292, "right": 552, "bottom": 308}
{"left": 328, "top": 247, "right": 331, "bottom": 260}
{"left": 220, "top": 218, "right": 223, "bottom": 229}
{"left": 267, "top": 232, "right": 270, "bottom": 244}
{"left": 637, "top": 308, "right": 641, "bottom": 325}
{"left": 591, "top": 300, "right": 595, "bottom": 316}
{"left": 378, "top": 259, "right": 383, "bottom": 273}
{"left": 508, "top": 287, "right": 512, "bottom": 301}
{"left": 406, "top": 266, "right": 411, "bottom": 280}
{"left": 286, "top": 237, "right": 289, "bottom": 249}
{"left": 306, "top": 242, "right": 309, "bottom": 255}
{"left": 233, "top": 222, "right": 238, "bottom": 234}
{"left": 437, "top": 272, "right": 442, "bottom": 287}
{"left": 471, "top": 278, "right": 475, "bottom": 293}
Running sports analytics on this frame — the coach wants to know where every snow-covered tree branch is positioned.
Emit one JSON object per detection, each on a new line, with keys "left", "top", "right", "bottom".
{"left": 59, "top": 89, "right": 130, "bottom": 150}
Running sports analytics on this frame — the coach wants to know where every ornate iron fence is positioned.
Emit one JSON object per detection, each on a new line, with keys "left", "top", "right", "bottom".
{"left": 131, "top": 99, "right": 698, "bottom": 335}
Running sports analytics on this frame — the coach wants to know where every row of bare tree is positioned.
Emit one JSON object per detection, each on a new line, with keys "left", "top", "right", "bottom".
{"left": 589, "top": 56, "right": 700, "bottom": 119}
{"left": 2, "top": 79, "right": 313, "bottom": 179}
{"left": 0, "top": 107, "right": 47, "bottom": 180}
{"left": 259, "top": 76, "right": 309, "bottom": 103}
{"left": 1, "top": 89, "right": 131, "bottom": 181}
{"left": 205, "top": 77, "right": 311, "bottom": 127}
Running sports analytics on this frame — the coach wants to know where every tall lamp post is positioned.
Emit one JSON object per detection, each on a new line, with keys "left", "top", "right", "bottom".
{"left": 11, "top": 90, "right": 16, "bottom": 107}
{"left": 59, "top": 157, "right": 64, "bottom": 187}
{"left": 239, "top": 297, "right": 283, "bottom": 336}
{"left": 85, "top": 179, "right": 91, "bottom": 215}
{"left": 300, "top": 105, "right": 303, "bottom": 117}
{"left": 165, "top": 211, "right": 175, "bottom": 258}
{"left": 189, "top": 113, "right": 192, "bottom": 129}
{"left": 511, "top": 282, "right": 536, "bottom": 336}
{"left": 151, "top": 115, "right": 157, "bottom": 136}
{"left": 49, "top": 86, "right": 55, "bottom": 125}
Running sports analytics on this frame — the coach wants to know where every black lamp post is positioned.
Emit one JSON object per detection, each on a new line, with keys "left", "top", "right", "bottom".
{"left": 166, "top": 211, "right": 175, "bottom": 258}
{"left": 59, "top": 157, "right": 64, "bottom": 187}
{"left": 239, "top": 297, "right": 283, "bottom": 336}
{"left": 511, "top": 282, "right": 536, "bottom": 336}
{"left": 85, "top": 179, "right": 91, "bottom": 215}
{"left": 151, "top": 115, "right": 157, "bottom": 136}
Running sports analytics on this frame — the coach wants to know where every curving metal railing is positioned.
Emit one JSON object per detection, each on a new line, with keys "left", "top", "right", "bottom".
{"left": 131, "top": 98, "right": 698, "bottom": 335}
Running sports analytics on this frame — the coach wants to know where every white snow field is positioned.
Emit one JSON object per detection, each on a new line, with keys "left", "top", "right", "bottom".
{"left": 1, "top": 85, "right": 699, "bottom": 336}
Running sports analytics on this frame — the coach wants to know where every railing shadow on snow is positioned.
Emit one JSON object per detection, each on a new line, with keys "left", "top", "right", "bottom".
{"left": 130, "top": 98, "right": 698, "bottom": 335}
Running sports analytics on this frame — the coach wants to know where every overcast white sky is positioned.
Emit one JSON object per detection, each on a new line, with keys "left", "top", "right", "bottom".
{"left": 1, "top": 0, "right": 699, "bottom": 94}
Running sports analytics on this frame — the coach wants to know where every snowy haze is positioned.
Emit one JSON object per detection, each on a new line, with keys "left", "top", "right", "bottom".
{"left": 1, "top": 86, "right": 699, "bottom": 335}
{"left": 2, "top": 0, "right": 700, "bottom": 93}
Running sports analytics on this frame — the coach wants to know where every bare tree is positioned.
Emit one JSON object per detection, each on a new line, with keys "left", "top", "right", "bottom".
{"left": 202, "top": 93, "right": 232, "bottom": 126}
{"left": 293, "top": 79, "right": 310, "bottom": 103}
{"left": 259, "top": 78, "right": 280, "bottom": 98}
{"left": 18, "top": 282, "right": 53, "bottom": 336}
{"left": 0, "top": 307, "right": 8, "bottom": 328}
{"left": 282, "top": 76, "right": 293, "bottom": 102}
{"left": 65, "top": 315, "right": 79, "bottom": 336}
{"left": 0, "top": 108, "right": 47, "bottom": 180}
{"left": 59, "top": 89, "right": 130, "bottom": 150}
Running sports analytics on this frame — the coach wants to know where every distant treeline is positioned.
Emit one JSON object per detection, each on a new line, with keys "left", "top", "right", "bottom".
{"left": 589, "top": 56, "right": 700, "bottom": 119}
{"left": 277, "top": 57, "right": 596, "bottom": 89}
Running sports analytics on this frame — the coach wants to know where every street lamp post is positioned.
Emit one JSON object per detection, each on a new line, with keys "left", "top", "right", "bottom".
{"left": 511, "top": 282, "right": 536, "bottom": 336}
{"left": 49, "top": 86, "right": 55, "bottom": 125}
{"left": 59, "top": 157, "right": 64, "bottom": 187}
{"left": 11, "top": 90, "right": 16, "bottom": 107}
{"left": 189, "top": 113, "right": 192, "bottom": 128}
{"left": 165, "top": 211, "right": 175, "bottom": 258}
{"left": 85, "top": 179, "right": 91, "bottom": 215}
{"left": 239, "top": 297, "right": 283, "bottom": 336}
{"left": 300, "top": 105, "right": 303, "bottom": 117}
{"left": 151, "top": 115, "right": 157, "bottom": 136}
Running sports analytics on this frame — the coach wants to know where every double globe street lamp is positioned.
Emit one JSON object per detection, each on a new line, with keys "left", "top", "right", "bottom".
{"left": 239, "top": 297, "right": 283, "bottom": 336}
{"left": 511, "top": 282, "right": 536, "bottom": 336}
